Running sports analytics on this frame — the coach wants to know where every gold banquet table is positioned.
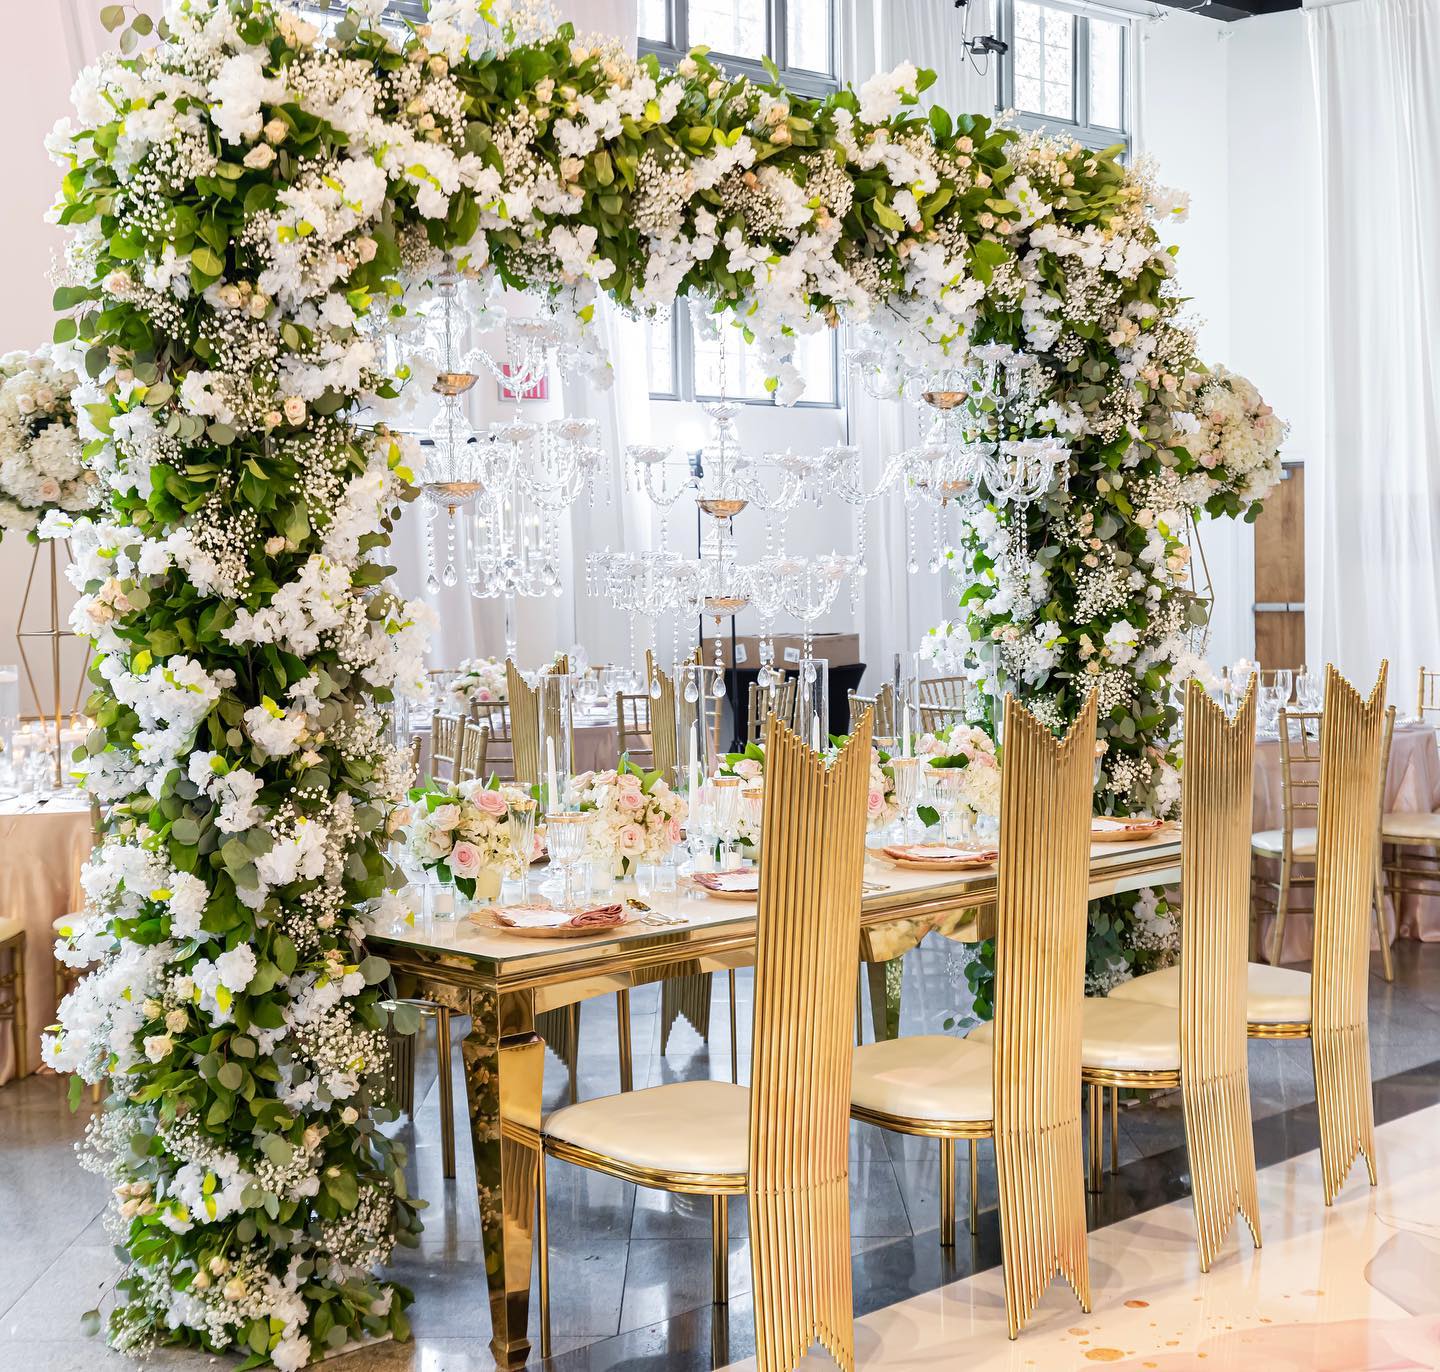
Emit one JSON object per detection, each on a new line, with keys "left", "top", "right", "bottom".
{"left": 366, "top": 834, "right": 1182, "bottom": 1368}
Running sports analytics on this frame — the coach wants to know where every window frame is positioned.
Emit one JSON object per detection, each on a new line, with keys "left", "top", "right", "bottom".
{"left": 640, "top": 0, "right": 843, "bottom": 407}
{"left": 994, "top": 0, "right": 1133, "bottom": 156}
{"left": 638, "top": 0, "right": 838, "bottom": 100}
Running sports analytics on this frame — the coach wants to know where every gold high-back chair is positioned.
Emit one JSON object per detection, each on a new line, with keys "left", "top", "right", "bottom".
{"left": 649, "top": 666, "right": 681, "bottom": 780}
{"left": 1310, "top": 663, "right": 1389, "bottom": 1203}
{"left": 1251, "top": 706, "right": 1323, "bottom": 965}
{"left": 615, "top": 691, "right": 654, "bottom": 768}
{"left": 850, "top": 694, "right": 1096, "bottom": 1339}
{"left": 847, "top": 682, "right": 896, "bottom": 737}
{"left": 1416, "top": 666, "right": 1440, "bottom": 723}
{"left": 538, "top": 716, "right": 872, "bottom": 1368}
{"left": 1077, "top": 681, "right": 1262, "bottom": 1269}
{"left": 747, "top": 677, "right": 798, "bottom": 746}
{"left": 456, "top": 719, "right": 490, "bottom": 783}
{"left": 430, "top": 711, "right": 462, "bottom": 783}
{"left": 507, "top": 662, "right": 541, "bottom": 785}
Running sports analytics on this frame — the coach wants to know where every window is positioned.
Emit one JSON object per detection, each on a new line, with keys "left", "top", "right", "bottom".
{"left": 639, "top": 0, "right": 837, "bottom": 96}
{"left": 640, "top": 1, "right": 842, "bottom": 406}
{"left": 996, "top": 0, "right": 1131, "bottom": 154}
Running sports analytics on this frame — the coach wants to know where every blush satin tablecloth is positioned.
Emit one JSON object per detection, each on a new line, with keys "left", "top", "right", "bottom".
{"left": 1254, "top": 721, "right": 1440, "bottom": 963}
{"left": 0, "top": 794, "right": 93, "bottom": 1084}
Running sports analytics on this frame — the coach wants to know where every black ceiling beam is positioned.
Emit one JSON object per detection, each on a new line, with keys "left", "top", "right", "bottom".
{"left": 1148, "top": 0, "right": 1301, "bottom": 20}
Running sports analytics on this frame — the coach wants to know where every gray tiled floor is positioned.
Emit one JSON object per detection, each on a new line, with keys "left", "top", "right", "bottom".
{"left": 2, "top": 939, "right": 1437, "bottom": 1370}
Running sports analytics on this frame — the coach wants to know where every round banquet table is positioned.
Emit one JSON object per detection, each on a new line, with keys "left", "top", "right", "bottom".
{"left": 0, "top": 792, "right": 93, "bottom": 1085}
{"left": 1253, "top": 721, "right": 1440, "bottom": 963}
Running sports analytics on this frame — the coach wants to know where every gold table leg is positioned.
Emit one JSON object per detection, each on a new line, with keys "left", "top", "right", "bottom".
{"left": 865, "top": 956, "right": 903, "bottom": 1042}
{"left": 463, "top": 986, "right": 546, "bottom": 1370}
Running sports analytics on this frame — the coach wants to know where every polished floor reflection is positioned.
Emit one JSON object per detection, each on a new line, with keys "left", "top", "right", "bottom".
{"left": 1, "top": 940, "right": 1437, "bottom": 1370}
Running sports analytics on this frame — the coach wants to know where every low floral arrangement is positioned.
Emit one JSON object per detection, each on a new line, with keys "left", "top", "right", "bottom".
{"left": 0, "top": 348, "right": 97, "bottom": 537}
{"left": 403, "top": 778, "right": 534, "bottom": 897}
{"left": 715, "top": 743, "right": 765, "bottom": 848}
{"left": 1183, "top": 367, "right": 1288, "bottom": 508}
{"left": 917, "top": 722, "right": 1001, "bottom": 826}
{"left": 567, "top": 758, "right": 686, "bottom": 877}
{"left": 722, "top": 737, "right": 901, "bottom": 833}
{"left": 866, "top": 745, "right": 902, "bottom": 831}
{"left": 446, "top": 656, "right": 508, "bottom": 711}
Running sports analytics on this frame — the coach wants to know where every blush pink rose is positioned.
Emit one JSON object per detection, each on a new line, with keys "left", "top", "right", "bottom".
{"left": 617, "top": 789, "right": 644, "bottom": 811}
{"left": 617, "top": 823, "right": 646, "bottom": 852}
{"left": 867, "top": 788, "right": 886, "bottom": 817}
{"left": 474, "top": 790, "right": 508, "bottom": 817}
{"left": 735, "top": 758, "right": 762, "bottom": 780}
{"left": 448, "top": 841, "right": 482, "bottom": 879}
{"left": 666, "top": 818, "right": 684, "bottom": 843}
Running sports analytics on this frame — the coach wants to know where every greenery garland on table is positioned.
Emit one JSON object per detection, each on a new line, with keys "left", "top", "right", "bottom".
{"left": 42, "top": 0, "right": 1282, "bottom": 1362}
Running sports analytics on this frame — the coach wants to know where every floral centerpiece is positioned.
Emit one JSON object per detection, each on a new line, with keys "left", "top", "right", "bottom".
{"left": 446, "top": 656, "right": 508, "bottom": 711}
{"left": 1183, "top": 367, "right": 1288, "bottom": 507}
{"left": 917, "top": 722, "right": 1001, "bottom": 826}
{"left": 715, "top": 743, "right": 766, "bottom": 848}
{"left": 567, "top": 759, "right": 686, "bottom": 877}
{"left": 722, "top": 737, "right": 901, "bottom": 833}
{"left": 0, "top": 348, "right": 97, "bottom": 537}
{"left": 404, "top": 778, "right": 534, "bottom": 900}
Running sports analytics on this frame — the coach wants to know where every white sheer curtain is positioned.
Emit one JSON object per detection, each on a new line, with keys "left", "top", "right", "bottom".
{"left": 839, "top": 1, "right": 997, "bottom": 689}
{"left": 1308, "top": 0, "right": 1440, "bottom": 704}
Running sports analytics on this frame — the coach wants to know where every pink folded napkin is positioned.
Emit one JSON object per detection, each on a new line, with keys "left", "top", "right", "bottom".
{"left": 694, "top": 871, "right": 760, "bottom": 893}
{"left": 882, "top": 844, "right": 999, "bottom": 864}
{"left": 490, "top": 903, "right": 626, "bottom": 930}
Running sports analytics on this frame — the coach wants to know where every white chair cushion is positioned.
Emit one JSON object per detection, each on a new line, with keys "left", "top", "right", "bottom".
{"left": 0, "top": 914, "right": 22, "bottom": 944}
{"left": 1251, "top": 827, "right": 1316, "bottom": 857}
{"left": 1107, "top": 962, "right": 1311, "bottom": 1025}
{"left": 1080, "top": 998, "right": 1180, "bottom": 1074}
{"left": 851, "top": 1034, "right": 992, "bottom": 1124}
{"left": 1382, "top": 811, "right": 1440, "bottom": 842}
{"left": 542, "top": 1079, "right": 749, "bottom": 1177}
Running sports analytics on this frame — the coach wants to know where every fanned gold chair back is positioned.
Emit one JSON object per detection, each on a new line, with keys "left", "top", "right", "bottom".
{"left": 431, "top": 711, "right": 462, "bottom": 783}
{"left": 1312, "top": 661, "right": 1388, "bottom": 1204}
{"left": 747, "top": 711, "right": 871, "bottom": 1372}
{"left": 507, "top": 662, "right": 541, "bottom": 784}
{"left": 1179, "top": 678, "right": 1261, "bottom": 1271}
{"left": 991, "top": 691, "right": 1096, "bottom": 1339}
{"left": 650, "top": 666, "right": 681, "bottom": 780}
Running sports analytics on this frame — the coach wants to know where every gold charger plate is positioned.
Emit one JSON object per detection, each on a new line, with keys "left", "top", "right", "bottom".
{"left": 468, "top": 911, "right": 636, "bottom": 940}
{"left": 879, "top": 845, "right": 998, "bottom": 872}
{"left": 1090, "top": 819, "right": 1171, "bottom": 844}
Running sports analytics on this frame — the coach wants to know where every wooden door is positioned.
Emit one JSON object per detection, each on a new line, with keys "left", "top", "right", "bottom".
{"left": 1253, "top": 462, "right": 1305, "bottom": 670}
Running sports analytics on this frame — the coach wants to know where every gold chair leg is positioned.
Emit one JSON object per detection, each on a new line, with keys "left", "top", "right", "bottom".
{"left": 537, "top": 1148, "right": 551, "bottom": 1360}
{"left": 1373, "top": 857, "right": 1394, "bottom": 983}
{"left": 1087, "top": 1083, "right": 1104, "bottom": 1194}
{"left": 436, "top": 1007, "right": 455, "bottom": 1180}
{"left": 616, "top": 990, "right": 633, "bottom": 1094}
{"left": 855, "top": 972, "right": 864, "bottom": 1047}
{"left": 938, "top": 1136, "right": 956, "bottom": 1249}
{"left": 1270, "top": 856, "right": 1292, "bottom": 966}
{"left": 1110, "top": 1087, "right": 1119, "bottom": 1174}
{"left": 968, "top": 1139, "right": 979, "bottom": 1231}
{"left": 711, "top": 1194, "right": 729, "bottom": 1305}
{"left": 567, "top": 1002, "right": 580, "bottom": 1104}
{"left": 728, "top": 968, "right": 739, "bottom": 1084}
{"left": 11, "top": 941, "right": 26, "bottom": 1080}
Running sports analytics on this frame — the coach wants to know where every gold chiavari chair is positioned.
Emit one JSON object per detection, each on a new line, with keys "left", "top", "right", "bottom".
{"left": 848, "top": 683, "right": 896, "bottom": 737}
{"left": 539, "top": 715, "right": 871, "bottom": 1364}
{"left": 852, "top": 694, "right": 1096, "bottom": 1338}
{"left": 1417, "top": 666, "right": 1440, "bottom": 724}
{"left": 430, "top": 711, "right": 462, "bottom": 784}
{"left": 1380, "top": 693, "right": 1440, "bottom": 917}
{"left": 456, "top": 719, "right": 490, "bottom": 784}
{"left": 746, "top": 677, "right": 798, "bottom": 746}
{"left": 615, "top": 691, "right": 655, "bottom": 767}
{"left": 474, "top": 701, "right": 514, "bottom": 780}
{"left": 1073, "top": 681, "right": 1262, "bottom": 1270}
{"left": 0, "top": 917, "right": 26, "bottom": 1080}
{"left": 1113, "top": 665, "right": 1390, "bottom": 1205}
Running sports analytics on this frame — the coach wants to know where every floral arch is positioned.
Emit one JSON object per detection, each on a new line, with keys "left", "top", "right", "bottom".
{"left": 42, "top": 0, "right": 1282, "bottom": 1363}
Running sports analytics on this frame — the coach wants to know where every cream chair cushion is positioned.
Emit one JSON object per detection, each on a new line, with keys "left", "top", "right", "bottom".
{"left": 1251, "top": 827, "right": 1316, "bottom": 857}
{"left": 0, "top": 914, "right": 22, "bottom": 944}
{"left": 851, "top": 1034, "right": 992, "bottom": 1124}
{"left": 1107, "top": 962, "right": 1312, "bottom": 1025}
{"left": 1079, "top": 998, "right": 1180, "bottom": 1074}
{"left": 1382, "top": 811, "right": 1440, "bottom": 842}
{"left": 542, "top": 1079, "right": 749, "bottom": 1177}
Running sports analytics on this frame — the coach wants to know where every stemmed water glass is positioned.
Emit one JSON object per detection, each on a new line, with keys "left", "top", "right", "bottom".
{"left": 922, "top": 766, "right": 965, "bottom": 842}
{"left": 1273, "top": 668, "right": 1294, "bottom": 708}
{"left": 545, "top": 811, "right": 592, "bottom": 909}
{"left": 507, "top": 796, "right": 537, "bottom": 902}
{"left": 890, "top": 755, "right": 920, "bottom": 840}
{"left": 711, "top": 776, "right": 744, "bottom": 868}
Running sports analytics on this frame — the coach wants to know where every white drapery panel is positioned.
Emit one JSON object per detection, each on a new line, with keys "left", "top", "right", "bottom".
{"left": 1308, "top": 0, "right": 1440, "bottom": 704}
{"left": 839, "top": 1, "right": 997, "bottom": 689}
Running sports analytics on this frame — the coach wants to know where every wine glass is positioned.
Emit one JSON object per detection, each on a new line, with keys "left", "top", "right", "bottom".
{"left": 1273, "top": 668, "right": 1294, "bottom": 707}
{"left": 922, "top": 766, "right": 961, "bottom": 841}
{"left": 711, "top": 776, "right": 744, "bottom": 867}
{"left": 686, "top": 781, "right": 717, "bottom": 874}
{"left": 890, "top": 756, "right": 919, "bottom": 840}
{"left": 545, "top": 811, "right": 592, "bottom": 909}
{"left": 507, "top": 797, "right": 537, "bottom": 902}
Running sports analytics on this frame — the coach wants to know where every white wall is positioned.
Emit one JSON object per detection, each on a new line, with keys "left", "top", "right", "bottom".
{"left": 0, "top": 3, "right": 111, "bottom": 714}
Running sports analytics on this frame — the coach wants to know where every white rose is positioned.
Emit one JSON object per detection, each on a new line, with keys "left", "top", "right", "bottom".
{"left": 143, "top": 1034, "right": 173, "bottom": 1063}
{"left": 282, "top": 396, "right": 306, "bottom": 425}
{"left": 165, "top": 1008, "right": 188, "bottom": 1034}
{"left": 263, "top": 117, "right": 288, "bottom": 145}
{"left": 355, "top": 236, "right": 378, "bottom": 263}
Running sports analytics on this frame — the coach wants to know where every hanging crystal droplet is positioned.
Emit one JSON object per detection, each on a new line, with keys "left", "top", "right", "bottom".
{"left": 649, "top": 677, "right": 662, "bottom": 700}
{"left": 907, "top": 557, "right": 919, "bottom": 575}
{"left": 426, "top": 572, "right": 440, "bottom": 594}
{"left": 443, "top": 562, "right": 458, "bottom": 588}
{"left": 711, "top": 676, "right": 727, "bottom": 699}
{"left": 684, "top": 679, "right": 700, "bottom": 704}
